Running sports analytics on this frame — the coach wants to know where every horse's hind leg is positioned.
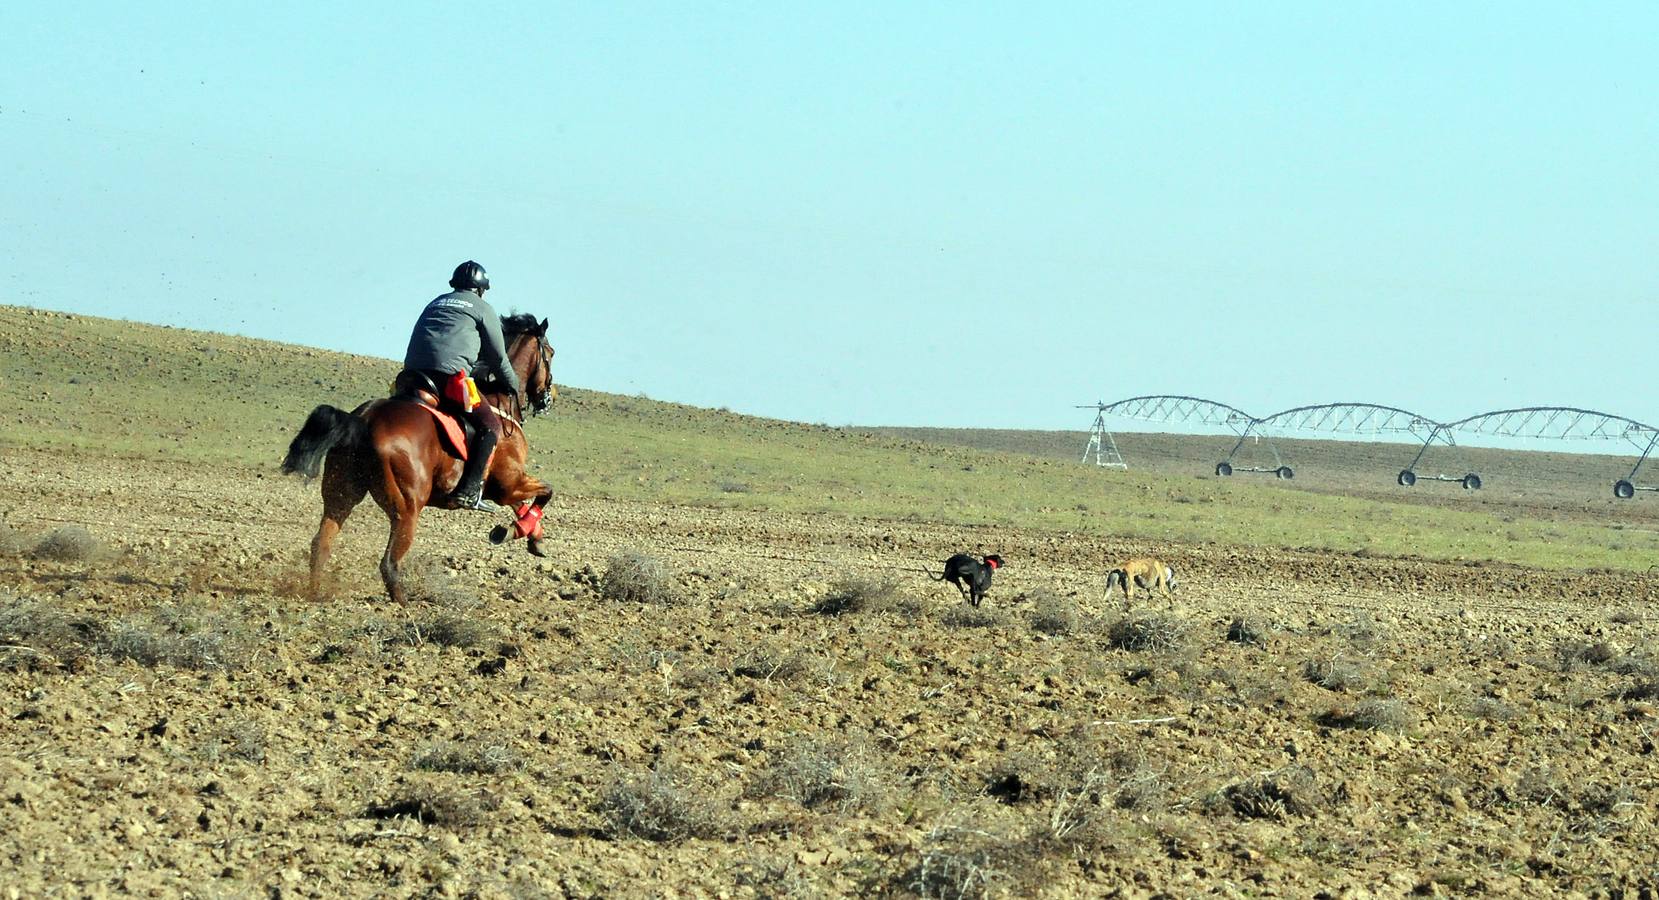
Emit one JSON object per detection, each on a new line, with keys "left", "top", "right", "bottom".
{"left": 309, "top": 458, "right": 368, "bottom": 598}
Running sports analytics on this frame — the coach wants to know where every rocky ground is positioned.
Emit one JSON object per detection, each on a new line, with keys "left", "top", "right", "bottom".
{"left": 2, "top": 446, "right": 1657, "bottom": 898}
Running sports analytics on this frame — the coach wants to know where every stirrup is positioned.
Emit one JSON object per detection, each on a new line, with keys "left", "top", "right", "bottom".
{"left": 444, "top": 487, "right": 492, "bottom": 511}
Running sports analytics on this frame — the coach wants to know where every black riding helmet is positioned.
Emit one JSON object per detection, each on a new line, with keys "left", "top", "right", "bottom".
{"left": 449, "top": 260, "right": 490, "bottom": 292}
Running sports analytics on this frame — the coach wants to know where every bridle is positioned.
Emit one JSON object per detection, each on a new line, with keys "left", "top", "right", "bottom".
{"left": 527, "top": 331, "right": 554, "bottom": 416}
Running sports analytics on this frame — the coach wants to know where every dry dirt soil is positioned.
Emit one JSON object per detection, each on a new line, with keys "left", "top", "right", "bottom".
{"left": 2, "top": 446, "right": 1657, "bottom": 898}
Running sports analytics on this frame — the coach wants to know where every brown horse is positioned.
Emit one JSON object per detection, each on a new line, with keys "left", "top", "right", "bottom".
{"left": 281, "top": 314, "right": 556, "bottom": 603}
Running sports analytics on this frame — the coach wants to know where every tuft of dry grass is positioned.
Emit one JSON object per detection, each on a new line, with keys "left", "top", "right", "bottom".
{"left": 1612, "top": 679, "right": 1659, "bottom": 701}
{"left": 200, "top": 720, "right": 268, "bottom": 764}
{"left": 1214, "top": 765, "right": 1326, "bottom": 821}
{"left": 1027, "top": 592, "right": 1080, "bottom": 636}
{"left": 730, "top": 855, "right": 814, "bottom": 898}
{"left": 412, "top": 738, "right": 524, "bottom": 775}
{"left": 899, "top": 821, "right": 1017, "bottom": 900}
{"left": 812, "top": 577, "right": 901, "bottom": 616}
{"left": 938, "top": 604, "right": 1006, "bottom": 630}
{"left": 747, "top": 737, "right": 888, "bottom": 813}
{"left": 0, "top": 522, "right": 30, "bottom": 557}
{"left": 1106, "top": 614, "right": 1189, "bottom": 653}
{"left": 731, "top": 642, "right": 829, "bottom": 684}
{"left": 601, "top": 550, "right": 675, "bottom": 605}
{"left": 1469, "top": 696, "right": 1518, "bottom": 721}
{"left": 1322, "top": 698, "right": 1413, "bottom": 733}
{"left": 102, "top": 603, "right": 256, "bottom": 670}
{"left": 1225, "top": 615, "right": 1269, "bottom": 648}
{"left": 1325, "top": 614, "right": 1390, "bottom": 650}
{"left": 365, "top": 781, "right": 499, "bottom": 828}
{"left": 1554, "top": 638, "right": 1617, "bottom": 670}
{"left": 31, "top": 525, "right": 102, "bottom": 562}
{"left": 404, "top": 610, "right": 496, "bottom": 649}
{"left": 597, "top": 763, "right": 730, "bottom": 842}
{"left": 0, "top": 592, "right": 96, "bottom": 668}
{"left": 1303, "top": 654, "right": 1372, "bottom": 693}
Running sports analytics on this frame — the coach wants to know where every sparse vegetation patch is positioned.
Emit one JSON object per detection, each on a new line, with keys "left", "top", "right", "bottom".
{"left": 32, "top": 525, "right": 102, "bottom": 562}
{"left": 601, "top": 550, "right": 675, "bottom": 605}
{"left": 598, "top": 763, "right": 729, "bottom": 842}
{"left": 1107, "top": 614, "right": 1189, "bottom": 652}
{"left": 813, "top": 576, "right": 901, "bottom": 616}
{"left": 412, "top": 738, "right": 523, "bottom": 775}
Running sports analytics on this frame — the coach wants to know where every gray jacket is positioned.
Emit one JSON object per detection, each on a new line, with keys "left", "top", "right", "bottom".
{"left": 403, "top": 290, "right": 523, "bottom": 396}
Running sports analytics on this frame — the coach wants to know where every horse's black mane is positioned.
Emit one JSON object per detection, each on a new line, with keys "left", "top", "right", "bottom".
{"left": 502, "top": 312, "right": 540, "bottom": 338}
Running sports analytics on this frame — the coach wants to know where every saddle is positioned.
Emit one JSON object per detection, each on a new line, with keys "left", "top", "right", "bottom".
{"left": 391, "top": 371, "right": 473, "bottom": 460}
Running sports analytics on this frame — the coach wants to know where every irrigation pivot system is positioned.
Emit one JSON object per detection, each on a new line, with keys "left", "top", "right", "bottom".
{"left": 1081, "top": 397, "right": 1295, "bottom": 479}
{"left": 1447, "top": 407, "right": 1659, "bottom": 499}
{"left": 1084, "top": 397, "right": 1659, "bottom": 499}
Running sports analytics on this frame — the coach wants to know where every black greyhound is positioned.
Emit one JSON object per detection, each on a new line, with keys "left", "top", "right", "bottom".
{"left": 930, "top": 553, "right": 1004, "bottom": 607}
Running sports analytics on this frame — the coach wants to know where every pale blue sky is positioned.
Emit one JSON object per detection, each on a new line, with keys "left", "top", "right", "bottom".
{"left": 4, "top": 2, "right": 1654, "bottom": 431}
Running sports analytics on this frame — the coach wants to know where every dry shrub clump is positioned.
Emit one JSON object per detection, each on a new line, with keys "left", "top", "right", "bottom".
{"left": 365, "top": 780, "right": 499, "bottom": 828}
{"left": 1107, "top": 614, "right": 1189, "bottom": 652}
{"left": 103, "top": 603, "right": 256, "bottom": 670}
{"left": 747, "top": 737, "right": 889, "bottom": 813}
{"left": 402, "top": 556, "right": 477, "bottom": 608}
{"left": 392, "top": 558, "right": 500, "bottom": 649}
{"left": 1303, "top": 654, "right": 1373, "bottom": 693}
{"left": 987, "top": 736, "right": 1170, "bottom": 816}
{"left": 1027, "top": 591, "right": 1080, "bottom": 636}
{"left": 200, "top": 720, "right": 268, "bottom": 764}
{"left": 31, "top": 525, "right": 103, "bottom": 562}
{"left": 938, "top": 604, "right": 1006, "bottom": 630}
{"left": 1225, "top": 615, "right": 1269, "bottom": 648}
{"left": 0, "top": 592, "right": 95, "bottom": 668}
{"left": 1554, "top": 638, "right": 1617, "bottom": 671}
{"left": 0, "top": 522, "right": 31, "bottom": 557}
{"left": 1214, "top": 765, "right": 1327, "bottom": 821}
{"left": 1469, "top": 696, "right": 1518, "bottom": 721}
{"left": 405, "top": 609, "right": 496, "bottom": 649}
{"left": 899, "top": 821, "right": 1021, "bottom": 900}
{"left": 598, "top": 763, "right": 729, "bottom": 842}
{"left": 1321, "top": 698, "right": 1414, "bottom": 733}
{"left": 601, "top": 550, "right": 675, "bottom": 605}
{"left": 731, "top": 642, "right": 827, "bottom": 684}
{"left": 1325, "top": 613, "right": 1391, "bottom": 650}
{"left": 412, "top": 738, "right": 524, "bottom": 775}
{"left": 1612, "top": 679, "right": 1659, "bottom": 702}
{"left": 812, "top": 576, "right": 902, "bottom": 616}
{"left": 730, "top": 855, "right": 814, "bottom": 898}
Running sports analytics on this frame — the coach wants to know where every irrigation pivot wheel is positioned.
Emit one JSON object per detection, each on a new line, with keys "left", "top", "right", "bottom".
{"left": 1614, "top": 480, "right": 1636, "bottom": 500}
{"left": 1215, "top": 462, "right": 1233, "bottom": 477}
{"left": 1462, "top": 473, "right": 1482, "bottom": 490}
{"left": 1276, "top": 466, "right": 1294, "bottom": 480}
{"left": 1397, "top": 470, "right": 1417, "bottom": 487}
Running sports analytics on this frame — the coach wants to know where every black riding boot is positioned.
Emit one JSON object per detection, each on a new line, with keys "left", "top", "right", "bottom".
{"left": 446, "top": 429, "right": 499, "bottom": 511}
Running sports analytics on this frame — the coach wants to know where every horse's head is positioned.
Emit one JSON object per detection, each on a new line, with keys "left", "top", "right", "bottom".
{"left": 503, "top": 313, "right": 556, "bottom": 416}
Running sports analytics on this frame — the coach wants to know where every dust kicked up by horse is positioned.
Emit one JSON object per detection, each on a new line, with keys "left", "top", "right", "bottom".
{"left": 281, "top": 314, "right": 556, "bottom": 603}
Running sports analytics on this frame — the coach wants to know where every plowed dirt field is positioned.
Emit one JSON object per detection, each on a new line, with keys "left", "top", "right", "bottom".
{"left": 2, "top": 446, "right": 1656, "bottom": 898}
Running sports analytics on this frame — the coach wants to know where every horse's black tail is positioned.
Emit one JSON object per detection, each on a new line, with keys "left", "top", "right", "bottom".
{"left": 282, "top": 405, "right": 370, "bottom": 479}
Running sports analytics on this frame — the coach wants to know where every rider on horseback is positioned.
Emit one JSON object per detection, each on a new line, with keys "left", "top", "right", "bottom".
{"left": 403, "top": 260, "right": 522, "bottom": 510}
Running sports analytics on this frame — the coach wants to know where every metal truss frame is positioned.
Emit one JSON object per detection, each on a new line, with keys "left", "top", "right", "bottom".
{"left": 1081, "top": 398, "right": 1659, "bottom": 498}
{"left": 1446, "top": 407, "right": 1659, "bottom": 499}
{"left": 1076, "top": 404, "right": 1128, "bottom": 469}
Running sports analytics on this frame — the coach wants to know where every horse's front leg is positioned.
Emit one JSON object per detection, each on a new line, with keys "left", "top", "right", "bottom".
{"left": 380, "top": 508, "right": 421, "bottom": 604}
{"left": 488, "top": 471, "right": 553, "bottom": 557}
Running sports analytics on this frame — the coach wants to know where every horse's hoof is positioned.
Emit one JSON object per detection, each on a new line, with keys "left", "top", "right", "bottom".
{"left": 527, "top": 538, "right": 549, "bottom": 558}
{"left": 488, "top": 525, "right": 511, "bottom": 545}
